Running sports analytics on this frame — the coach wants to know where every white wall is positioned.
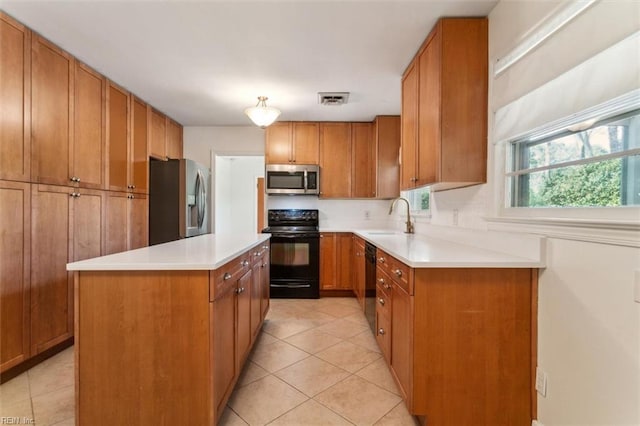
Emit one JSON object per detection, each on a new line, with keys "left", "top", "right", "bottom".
{"left": 417, "top": 2, "right": 640, "bottom": 424}
{"left": 215, "top": 156, "right": 264, "bottom": 234}
{"left": 183, "top": 126, "right": 266, "bottom": 166}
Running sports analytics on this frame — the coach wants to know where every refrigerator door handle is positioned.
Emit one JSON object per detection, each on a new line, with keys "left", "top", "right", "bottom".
{"left": 195, "top": 170, "right": 206, "bottom": 229}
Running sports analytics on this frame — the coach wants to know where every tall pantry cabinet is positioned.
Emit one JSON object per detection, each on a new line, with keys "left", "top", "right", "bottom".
{"left": 0, "top": 11, "right": 182, "bottom": 375}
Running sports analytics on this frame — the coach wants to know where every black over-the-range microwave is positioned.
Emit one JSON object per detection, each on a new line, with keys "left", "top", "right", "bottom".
{"left": 265, "top": 164, "right": 320, "bottom": 195}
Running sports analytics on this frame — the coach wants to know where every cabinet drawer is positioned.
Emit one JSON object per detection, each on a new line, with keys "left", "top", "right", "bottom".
{"left": 211, "top": 252, "right": 252, "bottom": 301}
{"left": 250, "top": 241, "right": 270, "bottom": 263}
{"left": 375, "top": 310, "right": 391, "bottom": 363}
{"left": 376, "top": 249, "right": 413, "bottom": 295}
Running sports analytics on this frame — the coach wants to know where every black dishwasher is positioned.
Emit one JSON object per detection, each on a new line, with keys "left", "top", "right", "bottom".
{"left": 364, "top": 242, "right": 377, "bottom": 333}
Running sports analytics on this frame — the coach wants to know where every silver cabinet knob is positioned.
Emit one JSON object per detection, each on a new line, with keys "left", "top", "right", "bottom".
{"left": 223, "top": 272, "right": 232, "bottom": 281}
{"left": 378, "top": 257, "right": 385, "bottom": 264}
{"left": 394, "top": 269, "right": 402, "bottom": 277}
{"left": 378, "top": 298, "right": 385, "bottom": 306}
{"left": 378, "top": 328, "right": 385, "bottom": 335}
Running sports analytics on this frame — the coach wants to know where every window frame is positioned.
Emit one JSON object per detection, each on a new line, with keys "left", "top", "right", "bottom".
{"left": 496, "top": 98, "right": 640, "bottom": 225}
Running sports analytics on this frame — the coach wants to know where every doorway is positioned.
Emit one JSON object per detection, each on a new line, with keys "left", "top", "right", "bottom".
{"left": 212, "top": 155, "right": 264, "bottom": 234}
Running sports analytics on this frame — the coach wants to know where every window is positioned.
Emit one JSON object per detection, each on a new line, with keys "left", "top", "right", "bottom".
{"left": 402, "top": 186, "right": 430, "bottom": 213}
{"left": 508, "top": 109, "right": 640, "bottom": 208}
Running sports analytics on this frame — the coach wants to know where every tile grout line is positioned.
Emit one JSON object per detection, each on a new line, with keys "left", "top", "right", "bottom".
{"left": 238, "top": 298, "right": 398, "bottom": 425}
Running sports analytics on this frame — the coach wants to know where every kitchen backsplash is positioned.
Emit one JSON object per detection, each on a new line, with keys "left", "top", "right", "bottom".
{"left": 266, "top": 196, "right": 391, "bottom": 230}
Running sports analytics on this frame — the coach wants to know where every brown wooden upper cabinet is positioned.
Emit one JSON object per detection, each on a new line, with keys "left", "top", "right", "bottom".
{"left": 319, "top": 122, "right": 352, "bottom": 198}
{"left": 74, "top": 62, "right": 106, "bottom": 189}
{"left": 373, "top": 116, "right": 401, "bottom": 199}
{"left": 319, "top": 119, "right": 400, "bottom": 199}
{"left": 0, "top": 13, "right": 31, "bottom": 182}
{"left": 105, "top": 191, "right": 148, "bottom": 255}
{"left": 265, "top": 122, "right": 319, "bottom": 164}
{"left": 166, "top": 118, "right": 183, "bottom": 160}
{"left": 131, "top": 97, "right": 149, "bottom": 193}
{"left": 351, "top": 122, "right": 374, "bottom": 198}
{"left": 149, "top": 108, "right": 167, "bottom": 159}
{"left": 149, "top": 109, "right": 183, "bottom": 161}
{"left": 401, "top": 18, "right": 488, "bottom": 191}
{"left": 107, "top": 81, "right": 130, "bottom": 192}
{"left": 30, "top": 35, "right": 74, "bottom": 187}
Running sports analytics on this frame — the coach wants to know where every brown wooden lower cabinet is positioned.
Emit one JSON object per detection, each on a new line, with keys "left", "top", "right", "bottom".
{"left": 0, "top": 181, "right": 31, "bottom": 371}
{"left": 75, "top": 241, "right": 269, "bottom": 425}
{"left": 30, "top": 184, "right": 104, "bottom": 356}
{"left": 320, "top": 232, "right": 354, "bottom": 291}
{"left": 376, "top": 248, "right": 537, "bottom": 426}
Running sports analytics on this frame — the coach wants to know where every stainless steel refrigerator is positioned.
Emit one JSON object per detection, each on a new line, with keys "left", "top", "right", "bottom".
{"left": 149, "top": 159, "right": 211, "bottom": 245}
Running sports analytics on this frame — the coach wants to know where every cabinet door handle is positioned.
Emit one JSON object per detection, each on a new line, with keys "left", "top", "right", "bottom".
{"left": 223, "top": 272, "right": 232, "bottom": 281}
{"left": 378, "top": 257, "right": 385, "bottom": 264}
{"left": 378, "top": 328, "right": 385, "bottom": 335}
{"left": 378, "top": 278, "right": 385, "bottom": 284}
{"left": 394, "top": 269, "right": 403, "bottom": 277}
{"left": 242, "top": 260, "right": 249, "bottom": 267}
{"left": 262, "top": 245, "right": 269, "bottom": 250}
{"left": 378, "top": 298, "right": 385, "bottom": 306}
{"left": 261, "top": 263, "right": 267, "bottom": 268}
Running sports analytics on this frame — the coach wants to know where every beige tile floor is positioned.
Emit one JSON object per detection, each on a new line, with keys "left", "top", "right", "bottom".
{"left": 0, "top": 297, "right": 420, "bottom": 426}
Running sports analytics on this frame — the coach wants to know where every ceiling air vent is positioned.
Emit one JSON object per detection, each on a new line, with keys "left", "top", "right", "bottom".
{"left": 318, "top": 92, "right": 349, "bottom": 106}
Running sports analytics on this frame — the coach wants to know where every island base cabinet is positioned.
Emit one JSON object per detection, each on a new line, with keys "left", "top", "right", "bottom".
{"left": 407, "top": 268, "right": 535, "bottom": 426}
{"left": 212, "top": 280, "right": 238, "bottom": 420}
{"left": 76, "top": 271, "right": 211, "bottom": 426}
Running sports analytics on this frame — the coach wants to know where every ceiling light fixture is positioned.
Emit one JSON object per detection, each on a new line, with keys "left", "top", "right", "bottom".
{"left": 244, "top": 96, "right": 281, "bottom": 128}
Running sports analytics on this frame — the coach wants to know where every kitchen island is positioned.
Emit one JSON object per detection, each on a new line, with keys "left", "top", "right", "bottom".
{"left": 67, "top": 234, "right": 270, "bottom": 426}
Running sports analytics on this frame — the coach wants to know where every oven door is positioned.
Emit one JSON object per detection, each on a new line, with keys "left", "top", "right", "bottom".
{"left": 269, "top": 233, "right": 320, "bottom": 298}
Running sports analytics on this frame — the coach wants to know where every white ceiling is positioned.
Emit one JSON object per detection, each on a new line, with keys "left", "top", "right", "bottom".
{"left": 1, "top": 0, "right": 497, "bottom": 126}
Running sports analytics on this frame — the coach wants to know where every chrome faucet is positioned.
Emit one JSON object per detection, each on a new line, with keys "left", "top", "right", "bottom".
{"left": 388, "top": 197, "right": 414, "bottom": 234}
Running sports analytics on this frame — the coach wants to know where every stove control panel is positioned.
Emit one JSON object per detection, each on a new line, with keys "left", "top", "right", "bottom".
{"left": 268, "top": 209, "right": 319, "bottom": 225}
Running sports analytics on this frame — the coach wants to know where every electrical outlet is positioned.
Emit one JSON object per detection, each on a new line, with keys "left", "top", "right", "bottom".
{"left": 364, "top": 210, "right": 370, "bottom": 220}
{"left": 535, "top": 367, "right": 547, "bottom": 397}
{"left": 452, "top": 209, "right": 459, "bottom": 226}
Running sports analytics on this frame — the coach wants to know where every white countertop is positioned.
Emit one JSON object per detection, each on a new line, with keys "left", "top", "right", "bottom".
{"left": 67, "top": 234, "right": 271, "bottom": 271}
{"left": 352, "top": 230, "right": 544, "bottom": 268}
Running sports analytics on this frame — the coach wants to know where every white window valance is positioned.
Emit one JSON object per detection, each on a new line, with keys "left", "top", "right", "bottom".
{"left": 494, "top": 31, "right": 640, "bottom": 144}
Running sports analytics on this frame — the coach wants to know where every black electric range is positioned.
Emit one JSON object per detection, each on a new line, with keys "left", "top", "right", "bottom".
{"left": 262, "top": 209, "right": 320, "bottom": 299}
